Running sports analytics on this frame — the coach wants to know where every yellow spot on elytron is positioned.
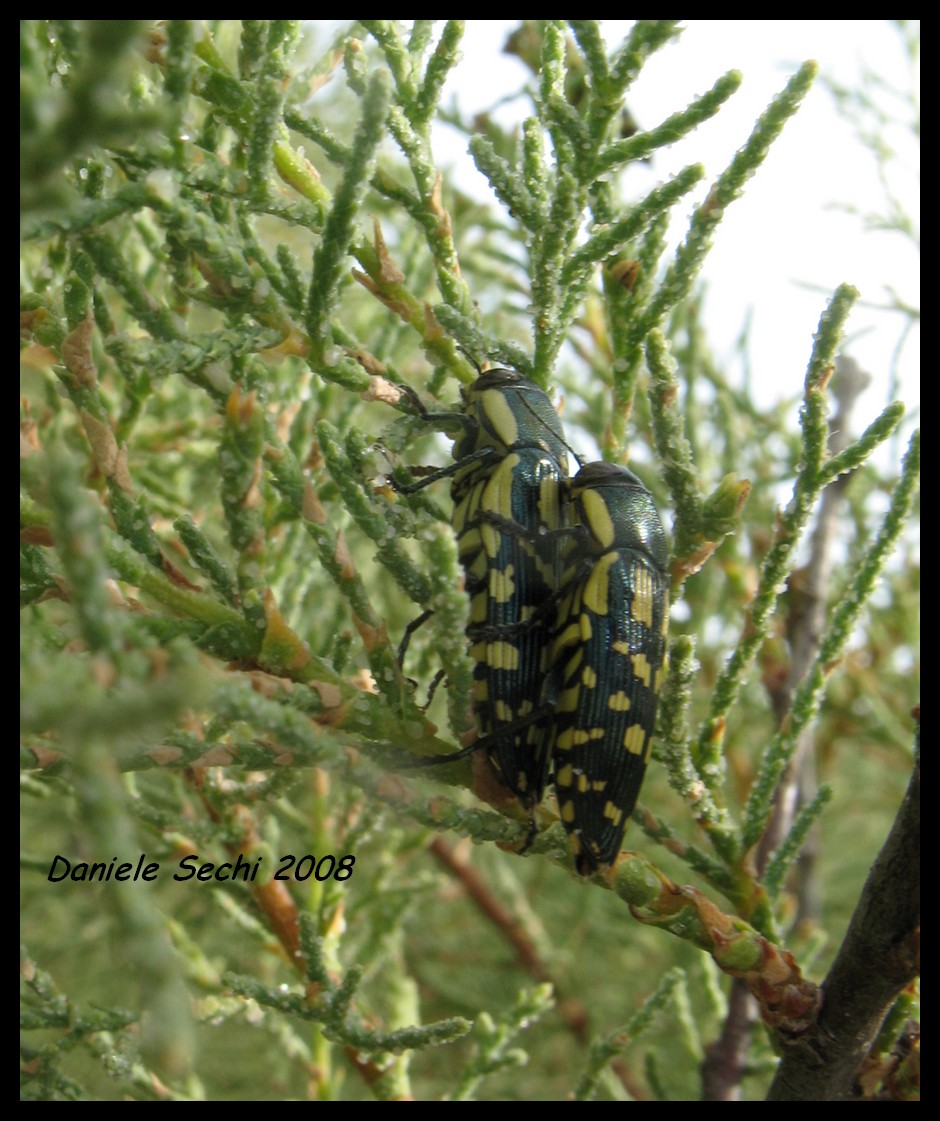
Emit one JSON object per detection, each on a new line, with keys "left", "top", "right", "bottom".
{"left": 563, "top": 650, "right": 582, "bottom": 680}
{"left": 631, "top": 569, "right": 654, "bottom": 626}
{"left": 581, "top": 665, "right": 597, "bottom": 689}
{"left": 470, "top": 592, "right": 487, "bottom": 623}
{"left": 580, "top": 488, "right": 615, "bottom": 548}
{"left": 611, "top": 639, "right": 629, "bottom": 655}
{"left": 631, "top": 652, "right": 653, "bottom": 688}
{"left": 604, "top": 801, "right": 624, "bottom": 826}
{"left": 583, "top": 554, "right": 616, "bottom": 615}
{"left": 468, "top": 551, "right": 487, "bottom": 580}
{"left": 486, "top": 641, "right": 520, "bottom": 670}
{"left": 473, "top": 680, "right": 488, "bottom": 701}
{"left": 577, "top": 772, "right": 590, "bottom": 793}
{"left": 482, "top": 456, "right": 519, "bottom": 521}
{"left": 539, "top": 475, "right": 560, "bottom": 525}
{"left": 458, "top": 523, "right": 481, "bottom": 552}
{"left": 561, "top": 801, "right": 577, "bottom": 823}
{"left": 482, "top": 390, "right": 519, "bottom": 445}
{"left": 489, "top": 563, "right": 516, "bottom": 604}
{"left": 624, "top": 722, "right": 647, "bottom": 755}
{"left": 554, "top": 728, "right": 574, "bottom": 751}
{"left": 573, "top": 729, "right": 591, "bottom": 746}
{"left": 494, "top": 700, "right": 513, "bottom": 722}
{"left": 608, "top": 691, "right": 631, "bottom": 711}
{"left": 556, "top": 622, "right": 581, "bottom": 653}
{"left": 480, "top": 521, "right": 500, "bottom": 558}
{"left": 556, "top": 763, "right": 574, "bottom": 788}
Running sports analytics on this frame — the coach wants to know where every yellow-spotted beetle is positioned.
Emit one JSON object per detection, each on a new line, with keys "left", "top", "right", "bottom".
{"left": 549, "top": 461, "right": 670, "bottom": 875}
{"left": 400, "top": 369, "right": 577, "bottom": 819}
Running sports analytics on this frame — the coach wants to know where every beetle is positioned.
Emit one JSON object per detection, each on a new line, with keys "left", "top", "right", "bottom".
{"left": 399, "top": 369, "right": 577, "bottom": 819}
{"left": 549, "top": 461, "right": 670, "bottom": 875}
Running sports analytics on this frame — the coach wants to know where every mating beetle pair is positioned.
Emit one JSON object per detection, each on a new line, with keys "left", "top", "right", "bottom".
{"left": 403, "top": 369, "right": 669, "bottom": 876}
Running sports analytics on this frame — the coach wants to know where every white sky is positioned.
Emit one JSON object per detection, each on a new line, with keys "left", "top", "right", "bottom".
{"left": 431, "top": 20, "right": 919, "bottom": 436}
